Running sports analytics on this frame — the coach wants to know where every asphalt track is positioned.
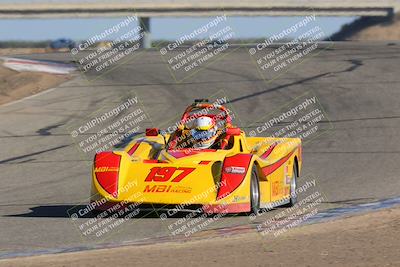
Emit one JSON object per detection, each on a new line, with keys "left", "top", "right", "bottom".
{"left": 0, "top": 42, "right": 399, "bottom": 256}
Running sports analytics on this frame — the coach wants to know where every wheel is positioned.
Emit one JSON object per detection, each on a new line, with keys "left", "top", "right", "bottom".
{"left": 249, "top": 166, "right": 260, "bottom": 214}
{"left": 288, "top": 165, "right": 298, "bottom": 207}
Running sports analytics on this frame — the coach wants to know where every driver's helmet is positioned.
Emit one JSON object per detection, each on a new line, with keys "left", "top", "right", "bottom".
{"left": 190, "top": 116, "right": 218, "bottom": 149}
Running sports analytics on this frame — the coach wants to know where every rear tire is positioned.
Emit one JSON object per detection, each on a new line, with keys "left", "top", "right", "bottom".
{"left": 250, "top": 166, "right": 260, "bottom": 214}
{"left": 288, "top": 165, "right": 298, "bottom": 207}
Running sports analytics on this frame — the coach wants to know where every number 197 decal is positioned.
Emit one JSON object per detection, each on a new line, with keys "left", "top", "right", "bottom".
{"left": 144, "top": 167, "right": 195, "bottom": 182}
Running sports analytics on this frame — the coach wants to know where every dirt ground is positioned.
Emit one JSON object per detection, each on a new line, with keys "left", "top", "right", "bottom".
{"left": 0, "top": 48, "right": 47, "bottom": 56}
{"left": 0, "top": 207, "right": 399, "bottom": 267}
{"left": 349, "top": 14, "right": 400, "bottom": 41}
{"left": 0, "top": 48, "right": 71, "bottom": 105}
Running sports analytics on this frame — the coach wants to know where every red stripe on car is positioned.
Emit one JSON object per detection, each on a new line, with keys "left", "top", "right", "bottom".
{"left": 168, "top": 149, "right": 216, "bottom": 159}
{"left": 217, "top": 154, "right": 252, "bottom": 200}
{"left": 202, "top": 203, "right": 250, "bottom": 213}
{"left": 94, "top": 152, "right": 121, "bottom": 197}
{"left": 127, "top": 141, "right": 142, "bottom": 156}
{"left": 260, "top": 142, "right": 277, "bottom": 159}
{"left": 262, "top": 149, "right": 296, "bottom": 176}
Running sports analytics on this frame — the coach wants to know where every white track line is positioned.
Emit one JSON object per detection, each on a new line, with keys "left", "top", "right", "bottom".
{"left": 1, "top": 87, "right": 58, "bottom": 108}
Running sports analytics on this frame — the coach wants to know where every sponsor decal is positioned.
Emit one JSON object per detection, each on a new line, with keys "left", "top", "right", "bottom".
{"left": 94, "top": 166, "right": 119, "bottom": 172}
{"left": 272, "top": 181, "right": 280, "bottom": 197}
{"left": 143, "top": 185, "right": 192, "bottom": 193}
{"left": 284, "top": 165, "right": 291, "bottom": 184}
{"left": 224, "top": 166, "right": 246, "bottom": 174}
{"left": 232, "top": 195, "right": 247, "bottom": 202}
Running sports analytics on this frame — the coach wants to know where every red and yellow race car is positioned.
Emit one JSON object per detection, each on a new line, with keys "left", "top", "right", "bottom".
{"left": 90, "top": 100, "right": 302, "bottom": 214}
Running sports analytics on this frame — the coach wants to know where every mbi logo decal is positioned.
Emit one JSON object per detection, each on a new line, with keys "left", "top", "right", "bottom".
{"left": 143, "top": 167, "right": 195, "bottom": 193}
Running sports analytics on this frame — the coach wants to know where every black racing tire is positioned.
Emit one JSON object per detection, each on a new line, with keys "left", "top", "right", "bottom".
{"left": 288, "top": 165, "right": 298, "bottom": 207}
{"left": 249, "top": 165, "right": 260, "bottom": 214}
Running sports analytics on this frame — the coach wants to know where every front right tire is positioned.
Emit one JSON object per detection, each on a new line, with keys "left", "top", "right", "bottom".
{"left": 250, "top": 166, "right": 260, "bottom": 214}
{"left": 288, "top": 165, "right": 298, "bottom": 207}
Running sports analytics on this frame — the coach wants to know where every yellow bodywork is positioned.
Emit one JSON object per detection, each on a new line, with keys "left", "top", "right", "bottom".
{"left": 91, "top": 130, "right": 302, "bottom": 212}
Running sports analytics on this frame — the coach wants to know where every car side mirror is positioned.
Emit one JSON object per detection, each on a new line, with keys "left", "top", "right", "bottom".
{"left": 145, "top": 128, "right": 159, "bottom": 136}
{"left": 226, "top": 127, "right": 241, "bottom": 136}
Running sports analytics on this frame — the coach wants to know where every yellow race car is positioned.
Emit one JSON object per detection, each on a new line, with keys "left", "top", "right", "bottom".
{"left": 90, "top": 100, "right": 302, "bottom": 215}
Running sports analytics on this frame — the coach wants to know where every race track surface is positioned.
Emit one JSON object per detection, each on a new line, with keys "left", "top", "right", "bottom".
{"left": 0, "top": 42, "right": 399, "bottom": 255}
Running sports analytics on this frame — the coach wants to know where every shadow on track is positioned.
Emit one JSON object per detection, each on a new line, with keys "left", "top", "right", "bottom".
{"left": 227, "top": 59, "right": 363, "bottom": 104}
{"left": 5, "top": 205, "right": 243, "bottom": 219}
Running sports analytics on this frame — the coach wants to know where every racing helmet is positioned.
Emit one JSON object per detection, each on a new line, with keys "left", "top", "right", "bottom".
{"left": 190, "top": 116, "right": 218, "bottom": 149}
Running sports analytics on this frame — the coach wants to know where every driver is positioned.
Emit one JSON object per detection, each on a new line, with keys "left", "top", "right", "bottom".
{"left": 190, "top": 116, "right": 219, "bottom": 149}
